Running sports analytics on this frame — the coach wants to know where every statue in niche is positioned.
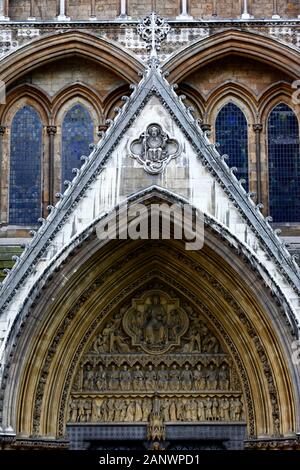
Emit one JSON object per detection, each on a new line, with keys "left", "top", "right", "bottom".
{"left": 142, "top": 398, "right": 153, "bottom": 422}
{"left": 206, "top": 362, "right": 218, "bottom": 390}
{"left": 94, "top": 398, "right": 104, "bottom": 421}
{"left": 157, "top": 363, "right": 168, "bottom": 390}
{"left": 129, "top": 123, "right": 181, "bottom": 175}
{"left": 124, "top": 400, "right": 136, "bottom": 422}
{"left": 205, "top": 398, "right": 213, "bottom": 421}
{"left": 132, "top": 364, "right": 145, "bottom": 391}
{"left": 114, "top": 400, "right": 123, "bottom": 422}
{"left": 169, "top": 400, "right": 177, "bottom": 422}
{"left": 190, "top": 399, "right": 198, "bottom": 422}
{"left": 95, "top": 364, "right": 106, "bottom": 391}
{"left": 108, "top": 364, "right": 120, "bottom": 391}
{"left": 77, "top": 400, "right": 86, "bottom": 422}
{"left": 193, "top": 363, "right": 206, "bottom": 390}
{"left": 218, "top": 362, "right": 230, "bottom": 390}
{"left": 232, "top": 398, "right": 243, "bottom": 421}
{"left": 162, "top": 399, "right": 170, "bottom": 422}
{"left": 181, "top": 363, "right": 193, "bottom": 390}
{"left": 220, "top": 398, "right": 230, "bottom": 421}
{"left": 120, "top": 401, "right": 127, "bottom": 422}
{"left": 176, "top": 400, "right": 184, "bottom": 421}
{"left": 169, "top": 363, "right": 180, "bottom": 391}
{"left": 197, "top": 399, "right": 205, "bottom": 421}
{"left": 135, "top": 399, "right": 143, "bottom": 422}
{"left": 107, "top": 399, "right": 115, "bottom": 422}
{"left": 83, "top": 363, "right": 94, "bottom": 390}
{"left": 212, "top": 398, "right": 219, "bottom": 420}
{"left": 184, "top": 400, "right": 192, "bottom": 422}
{"left": 145, "top": 364, "right": 157, "bottom": 391}
{"left": 69, "top": 400, "right": 78, "bottom": 423}
{"left": 144, "top": 295, "right": 167, "bottom": 345}
{"left": 120, "top": 364, "right": 132, "bottom": 391}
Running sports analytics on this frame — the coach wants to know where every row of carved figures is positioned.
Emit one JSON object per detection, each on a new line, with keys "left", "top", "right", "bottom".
{"left": 80, "top": 361, "right": 231, "bottom": 392}
{"left": 69, "top": 396, "right": 244, "bottom": 424}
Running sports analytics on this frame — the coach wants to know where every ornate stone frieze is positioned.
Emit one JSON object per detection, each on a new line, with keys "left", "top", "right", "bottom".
{"left": 67, "top": 289, "right": 243, "bottom": 427}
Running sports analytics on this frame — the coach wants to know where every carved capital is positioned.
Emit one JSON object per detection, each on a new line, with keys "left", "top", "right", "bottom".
{"left": 201, "top": 123, "right": 211, "bottom": 132}
{"left": 253, "top": 123, "right": 263, "bottom": 132}
{"left": 46, "top": 125, "right": 57, "bottom": 136}
{"left": 98, "top": 124, "right": 108, "bottom": 133}
{"left": 0, "top": 126, "right": 6, "bottom": 136}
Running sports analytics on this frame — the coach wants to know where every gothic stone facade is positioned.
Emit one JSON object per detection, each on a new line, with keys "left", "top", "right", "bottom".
{"left": 0, "top": 1, "right": 300, "bottom": 451}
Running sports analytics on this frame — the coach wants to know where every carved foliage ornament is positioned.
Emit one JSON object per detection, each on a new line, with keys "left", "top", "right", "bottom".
{"left": 129, "top": 123, "right": 182, "bottom": 174}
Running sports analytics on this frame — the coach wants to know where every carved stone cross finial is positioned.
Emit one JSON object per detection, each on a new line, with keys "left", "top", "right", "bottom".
{"left": 137, "top": 12, "right": 171, "bottom": 66}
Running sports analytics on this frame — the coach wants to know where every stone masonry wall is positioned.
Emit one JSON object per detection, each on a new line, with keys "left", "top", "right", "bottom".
{"left": 7, "top": 1, "right": 300, "bottom": 21}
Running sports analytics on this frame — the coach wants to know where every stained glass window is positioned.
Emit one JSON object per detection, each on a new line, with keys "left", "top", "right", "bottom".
{"left": 61, "top": 104, "right": 94, "bottom": 186}
{"left": 9, "top": 105, "right": 42, "bottom": 225}
{"left": 215, "top": 102, "right": 249, "bottom": 191}
{"left": 268, "top": 103, "right": 300, "bottom": 223}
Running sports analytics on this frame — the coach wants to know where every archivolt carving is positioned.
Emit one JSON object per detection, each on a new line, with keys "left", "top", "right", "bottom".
{"left": 30, "top": 243, "right": 280, "bottom": 439}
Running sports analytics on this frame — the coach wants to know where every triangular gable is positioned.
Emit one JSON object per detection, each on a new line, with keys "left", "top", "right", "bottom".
{"left": 0, "top": 59, "right": 299, "bottom": 349}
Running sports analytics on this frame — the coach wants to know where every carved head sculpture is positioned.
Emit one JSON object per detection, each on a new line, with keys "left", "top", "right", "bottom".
{"left": 149, "top": 125, "right": 159, "bottom": 138}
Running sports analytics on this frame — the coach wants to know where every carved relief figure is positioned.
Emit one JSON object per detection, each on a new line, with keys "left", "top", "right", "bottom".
{"left": 132, "top": 364, "right": 145, "bottom": 391}
{"left": 129, "top": 123, "right": 181, "bottom": 175}
{"left": 194, "top": 363, "right": 206, "bottom": 390}
{"left": 145, "top": 364, "right": 157, "bottom": 391}
{"left": 120, "top": 364, "right": 132, "bottom": 391}
{"left": 144, "top": 295, "right": 167, "bottom": 345}
{"left": 169, "top": 363, "right": 180, "bottom": 391}
{"left": 95, "top": 364, "right": 106, "bottom": 391}
{"left": 83, "top": 363, "right": 94, "bottom": 390}
{"left": 206, "top": 363, "right": 218, "bottom": 390}
{"left": 218, "top": 362, "right": 230, "bottom": 390}
{"left": 157, "top": 363, "right": 168, "bottom": 390}
{"left": 181, "top": 363, "right": 193, "bottom": 391}
{"left": 108, "top": 364, "right": 119, "bottom": 391}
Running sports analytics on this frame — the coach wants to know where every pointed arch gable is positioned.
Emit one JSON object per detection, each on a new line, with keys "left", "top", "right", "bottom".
{"left": 0, "top": 190, "right": 298, "bottom": 442}
{"left": 0, "top": 31, "right": 143, "bottom": 88}
{"left": 164, "top": 30, "right": 300, "bottom": 82}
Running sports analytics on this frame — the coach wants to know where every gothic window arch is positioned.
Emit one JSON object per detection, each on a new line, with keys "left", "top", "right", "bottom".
{"left": 268, "top": 103, "right": 300, "bottom": 223}
{"left": 215, "top": 102, "right": 249, "bottom": 191}
{"left": 61, "top": 103, "right": 94, "bottom": 187}
{"left": 9, "top": 105, "right": 43, "bottom": 225}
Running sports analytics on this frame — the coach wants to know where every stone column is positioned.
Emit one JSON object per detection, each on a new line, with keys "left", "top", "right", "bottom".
{"left": 90, "top": 0, "right": 96, "bottom": 20}
{"left": 176, "top": 0, "right": 193, "bottom": 20}
{"left": 212, "top": 0, "right": 217, "bottom": 17}
{"left": 253, "top": 123, "right": 263, "bottom": 205}
{"left": 0, "top": 0, "right": 9, "bottom": 21}
{"left": 118, "top": 0, "right": 129, "bottom": 19}
{"left": 47, "top": 126, "right": 57, "bottom": 206}
{"left": 272, "top": 0, "right": 280, "bottom": 19}
{"left": 57, "top": 0, "right": 70, "bottom": 21}
{"left": 28, "top": 0, "right": 36, "bottom": 20}
{"left": 241, "top": 0, "right": 251, "bottom": 19}
{"left": 0, "top": 126, "right": 5, "bottom": 222}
